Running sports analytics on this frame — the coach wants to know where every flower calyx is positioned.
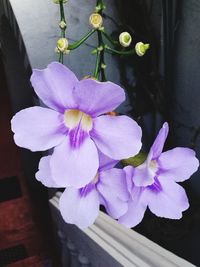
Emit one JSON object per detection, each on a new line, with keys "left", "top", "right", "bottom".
{"left": 56, "top": 38, "right": 70, "bottom": 54}
{"left": 122, "top": 151, "right": 147, "bottom": 167}
{"left": 135, "top": 42, "right": 150, "bottom": 56}
{"left": 119, "top": 32, "right": 132, "bottom": 48}
{"left": 89, "top": 13, "right": 103, "bottom": 29}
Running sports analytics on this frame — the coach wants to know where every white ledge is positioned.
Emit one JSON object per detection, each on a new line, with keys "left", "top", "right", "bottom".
{"left": 49, "top": 192, "right": 195, "bottom": 267}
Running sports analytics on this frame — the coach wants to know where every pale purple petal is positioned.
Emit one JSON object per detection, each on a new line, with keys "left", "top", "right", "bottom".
{"left": 123, "top": 166, "right": 134, "bottom": 194}
{"left": 132, "top": 157, "right": 155, "bottom": 187}
{"left": 35, "top": 156, "right": 58, "bottom": 187}
{"left": 158, "top": 147, "right": 199, "bottom": 182}
{"left": 11, "top": 107, "right": 66, "bottom": 151}
{"left": 146, "top": 177, "right": 189, "bottom": 219}
{"left": 74, "top": 79, "right": 125, "bottom": 117}
{"left": 118, "top": 186, "right": 147, "bottom": 228}
{"left": 97, "top": 168, "right": 129, "bottom": 218}
{"left": 98, "top": 151, "right": 118, "bottom": 171}
{"left": 59, "top": 186, "right": 100, "bottom": 229}
{"left": 150, "top": 122, "right": 169, "bottom": 159}
{"left": 50, "top": 136, "right": 99, "bottom": 188}
{"left": 31, "top": 62, "right": 78, "bottom": 112}
{"left": 91, "top": 115, "right": 142, "bottom": 160}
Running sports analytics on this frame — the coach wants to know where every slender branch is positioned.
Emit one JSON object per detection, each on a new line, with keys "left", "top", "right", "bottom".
{"left": 93, "top": 50, "right": 101, "bottom": 79}
{"left": 105, "top": 45, "right": 135, "bottom": 56}
{"left": 68, "top": 29, "right": 96, "bottom": 50}
{"left": 58, "top": 0, "right": 67, "bottom": 63}
{"left": 102, "top": 31, "right": 118, "bottom": 46}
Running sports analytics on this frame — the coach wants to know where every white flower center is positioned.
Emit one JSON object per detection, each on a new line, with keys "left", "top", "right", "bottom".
{"left": 64, "top": 109, "right": 93, "bottom": 132}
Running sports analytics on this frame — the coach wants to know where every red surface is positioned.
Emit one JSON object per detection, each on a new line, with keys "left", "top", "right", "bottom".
{"left": 0, "top": 76, "right": 21, "bottom": 179}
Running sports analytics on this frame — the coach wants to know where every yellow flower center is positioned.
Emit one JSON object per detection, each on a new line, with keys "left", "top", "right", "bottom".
{"left": 149, "top": 160, "right": 158, "bottom": 173}
{"left": 64, "top": 109, "right": 93, "bottom": 132}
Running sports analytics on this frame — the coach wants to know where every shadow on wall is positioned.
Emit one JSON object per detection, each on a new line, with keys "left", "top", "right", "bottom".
{"left": 117, "top": 1, "right": 200, "bottom": 266}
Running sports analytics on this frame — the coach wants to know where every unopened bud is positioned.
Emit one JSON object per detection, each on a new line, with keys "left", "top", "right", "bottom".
{"left": 57, "top": 38, "right": 69, "bottom": 53}
{"left": 89, "top": 13, "right": 103, "bottom": 29}
{"left": 135, "top": 42, "right": 150, "bottom": 56}
{"left": 91, "top": 49, "right": 98, "bottom": 55}
{"left": 95, "top": 4, "right": 101, "bottom": 12}
{"left": 55, "top": 47, "right": 60, "bottom": 53}
{"left": 53, "top": 0, "right": 68, "bottom": 4}
{"left": 59, "top": 20, "right": 67, "bottom": 29}
{"left": 119, "top": 32, "right": 132, "bottom": 47}
{"left": 97, "top": 45, "right": 104, "bottom": 52}
{"left": 101, "top": 63, "right": 107, "bottom": 69}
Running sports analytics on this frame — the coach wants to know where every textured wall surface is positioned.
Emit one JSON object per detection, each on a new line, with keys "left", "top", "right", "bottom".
{"left": 172, "top": 0, "right": 200, "bottom": 195}
{"left": 9, "top": 0, "right": 131, "bottom": 114}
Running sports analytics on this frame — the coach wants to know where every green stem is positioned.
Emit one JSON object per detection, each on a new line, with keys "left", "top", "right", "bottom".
{"left": 92, "top": 0, "right": 107, "bottom": 81}
{"left": 102, "top": 31, "right": 118, "bottom": 47}
{"left": 105, "top": 46, "right": 135, "bottom": 56}
{"left": 59, "top": 1, "right": 66, "bottom": 38}
{"left": 98, "top": 30, "right": 106, "bottom": 81}
{"left": 58, "top": 0, "right": 67, "bottom": 63}
{"left": 68, "top": 29, "right": 96, "bottom": 50}
{"left": 93, "top": 50, "right": 101, "bottom": 79}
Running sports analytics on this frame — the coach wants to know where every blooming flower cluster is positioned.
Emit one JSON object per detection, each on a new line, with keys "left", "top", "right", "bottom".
{"left": 11, "top": 62, "right": 199, "bottom": 229}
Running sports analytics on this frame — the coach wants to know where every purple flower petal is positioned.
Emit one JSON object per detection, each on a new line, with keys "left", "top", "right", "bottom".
{"left": 132, "top": 152, "right": 156, "bottom": 187}
{"left": 73, "top": 79, "right": 125, "bottom": 117}
{"left": 146, "top": 176, "right": 189, "bottom": 219}
{"left": 118, "top": 186, "right": 147, "bottom": 228}
{"left": 31, "top": 62, "right": 78, "bottom": 112}
{"left": 158, "top": 147, "right": 199, "bottom": 182}
{"left": 123, "top": 166, "right": 134, "bottom": 194}
{"left": 150, "top": 122, "right": 169, "bottom": 159}
{"left": 59, "top": 186, "right": 100, "bottom": 229}
{"left": 97, "top": 168, "right": 129, "bottom": 218}
{"left": 50, "top": 136, "right": 99, "bottom": 188}
{"left": 36, "top": 156, "right": 58, "bottom": 187}
{"left": 11, "top": 107, "right": 66, "bottom": 151}
{"left": 98, "top": 151, "right": 118, "bottom": 171}
{"left": 91, "top": 115, "right": 142, "bottom": 160}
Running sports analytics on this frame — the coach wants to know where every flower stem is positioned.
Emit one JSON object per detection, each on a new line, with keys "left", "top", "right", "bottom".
{"left": 93, "top": 0, "right": 107, "bottom": 81}
{"left": 105, "top": 45, "right": 135, "bottom": 56}
{"left": 68, "top": 29, "right": 96, "bottom": 50}
{"left": 59, "top": 1, "right": 66, "bottom": 38}
{"left": 93, "top": 50, "right": 101, "bottom": 79}
{"left": 101, "top": 31, "right": 118, "bottom": 47}
{"left": 58, "top": 0, "right": 67, "bottom": 63}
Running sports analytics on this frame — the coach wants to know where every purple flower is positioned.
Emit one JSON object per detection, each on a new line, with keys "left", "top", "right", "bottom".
{"left": 119, "top": 122, "right": 199, "bottom": 228}
{"left": 11, "top": 62, "right": 142, "bottom": 188}
{"left": 36, "top": 152, "right": 129, "bottom": 229}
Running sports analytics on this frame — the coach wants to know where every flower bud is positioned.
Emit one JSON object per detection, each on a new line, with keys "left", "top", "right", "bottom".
{"left": 57, "top": 38, "right": 69, "bottom": 53}
{"left": 53, "top": 0, "right": 68, "bottom": 4}
{"left": 59, "top": 20, "right": 67, "bottom": 29}
{"left": 101, "top": 63, "right": 107, "bottom": 69}
{"left": 135, "top": 42, "right": 150, "bottom": 56}
{"left": 97, "top": 45, "right": 104, "bottom": 52}
{"left": 119, "top": 32, "right": 132, "bottom": 47}
{"left": 89, "top": 13, "right": 103, "bottom": 29}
